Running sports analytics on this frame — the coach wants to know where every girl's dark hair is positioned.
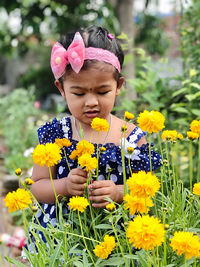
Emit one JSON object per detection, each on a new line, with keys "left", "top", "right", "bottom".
{"left": 58, "top": 25, "right": 124, "bottom": 85}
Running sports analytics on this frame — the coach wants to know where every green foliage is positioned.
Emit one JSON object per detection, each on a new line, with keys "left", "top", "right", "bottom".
{"left": 0, "top": 88, "right": 39, "bottom": 172}
{"left": 135, "top": 13, "right": 170, "bottom": 56}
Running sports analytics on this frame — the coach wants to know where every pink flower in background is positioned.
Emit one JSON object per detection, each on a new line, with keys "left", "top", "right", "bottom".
{"left": 34, "top": 101, "right": 41, "bottom": 109}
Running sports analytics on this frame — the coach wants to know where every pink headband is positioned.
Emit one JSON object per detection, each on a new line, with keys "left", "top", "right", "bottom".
{"left": 50, "top": 32, "right": 120, "bottom": 80}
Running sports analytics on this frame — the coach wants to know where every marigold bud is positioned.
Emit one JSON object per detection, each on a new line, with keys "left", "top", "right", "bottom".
{"left": 121, "top": 124, "right": 127, "bottom": 132}
{"left": 31, "top": 206, "right": 38, "bottom": 212}
{"left": 127, "top": 147, "right": 134, "bottom": 154}
{"left": 100, "top": 146, "right": 106, "bottom": 153}
{"left": 15, "top": 168, "right": 22, "bottom": 176}
{"left": 164, "top": 224, "right": 170, "bottom": 230}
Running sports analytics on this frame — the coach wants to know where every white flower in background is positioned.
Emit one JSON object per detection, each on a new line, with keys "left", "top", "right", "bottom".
{"left": 23, "top": 147, "right": 34, "bottom": 157}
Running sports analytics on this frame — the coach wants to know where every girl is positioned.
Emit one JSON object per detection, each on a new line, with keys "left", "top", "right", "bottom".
{"left": 29, "top": 25, "right": 162, "bottom": 251}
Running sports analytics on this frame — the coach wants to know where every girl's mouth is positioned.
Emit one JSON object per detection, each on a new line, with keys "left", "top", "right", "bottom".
{"left": 84, "top": 111, "right": 99, "bottom": 118}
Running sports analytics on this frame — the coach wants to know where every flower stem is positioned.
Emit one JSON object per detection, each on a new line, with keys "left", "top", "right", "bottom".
{"left": 63, "top": 148, "right": 71, "bottom": 171}
{"left": 78, "top": 211, "right": 96, "bottom": 266}
{"left": 197, "top": 138, "right": 200, "bottom": 182}
{"left": 110, "top": 214, "right": 129, "bottom": 267}
{"left": 121, "top": 132, "right": 127, "bottom": 195}
{"left": 148, "top": 135, "right": 152, "bottom": 172}
{"left": 96, "top": 132, "right": 100, "bottom": 181}
{"left": 189, "top": 141, "right": 193, "bottom": 191}
{"left": 49, "top": 167, "right": 59, "bottom": 220}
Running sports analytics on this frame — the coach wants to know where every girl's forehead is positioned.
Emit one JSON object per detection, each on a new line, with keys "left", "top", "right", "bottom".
{"left": 63, "top": 62, "right": 116, "bottom": 83}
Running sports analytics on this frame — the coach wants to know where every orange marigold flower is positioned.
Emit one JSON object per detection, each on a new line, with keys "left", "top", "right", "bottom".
{"left": 4, "top": 188, "right": 32, "bottom": 212}
{"left": 106, "top": 203, "right": 116, "bottom": 211}
{"left": 170, "top": 231, "right": 200, "bottom": 259}
{"left": 187, "top": 131, "right": 199, "bottom": 140}
{"left": 68, "top": 196, "right": 89, "bottom": 212}
{"left": 161, "top": 130, "right": 178, "bottom": 142}
{"left": 91, "top": 117, "right": 109, "bottom": 132}
{"left": 193, "top": 182, "right": 200, "bottom": 197}
{"left": 127, "top": 171, "right": 160, "bottom": 198}
{"left": 76, "top": 140, "right": 95, "bottom": 156}
{"left": 93, "top": 235, "right": 115, "bottom": 259}
{"left": 123, "top": 194, "right": 153, "bottom": 215}
{"left": 125, "top": 111, "right": 134, "bottom": 121}
{"left": 190, "top": 120, "right": 200, "bottom": 134}
{"left": 78, "top": 153, "right": 98, "bottom": 172}
{"left": 137, "top": 110, "right": 165, "bottom": 133}
{"left": 126, "top": 215, "right": 165, "bottom": 250}
{"left": 55, "top": 138, "right": 72, "bottom": 148}
{"left": 33, "top": 143, "right": 62, "bottom": 167}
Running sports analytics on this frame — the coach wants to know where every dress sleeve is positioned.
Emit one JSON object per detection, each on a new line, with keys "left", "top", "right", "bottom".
{"left": 37, "top": 118, "right": 64, "bottom": 145}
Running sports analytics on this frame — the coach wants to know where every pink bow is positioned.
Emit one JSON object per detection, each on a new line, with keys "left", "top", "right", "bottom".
{"left": 51, "top": 32, "right": 85, "bottom": 79}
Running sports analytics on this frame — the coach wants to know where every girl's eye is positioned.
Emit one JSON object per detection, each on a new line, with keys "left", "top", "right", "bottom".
{"left": 73, "top": 93, "right": 84, "bottom": 96}
{"left": 98, "top": 91, "right": 109, "bottom": 95}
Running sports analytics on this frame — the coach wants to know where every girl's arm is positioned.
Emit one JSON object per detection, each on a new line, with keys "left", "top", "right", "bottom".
{"left": 30, "top": 164, "right": 88, "bottom": 204}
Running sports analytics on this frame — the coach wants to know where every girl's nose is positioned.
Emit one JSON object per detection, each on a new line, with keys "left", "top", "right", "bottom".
{"left": 85, "top": 94, "right": 98, "bottom": 107}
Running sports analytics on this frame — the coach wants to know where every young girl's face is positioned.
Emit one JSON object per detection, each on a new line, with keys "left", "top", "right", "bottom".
{"left": 55, "top": 62, "right": 124, "bottom": 126}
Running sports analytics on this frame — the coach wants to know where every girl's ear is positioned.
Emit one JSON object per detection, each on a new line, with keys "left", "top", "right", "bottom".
{"left": 54, "top": 80, "right": 65, "bottom": 98}
{"left": 116, "top": 76, "right": 124, "bottom": 96}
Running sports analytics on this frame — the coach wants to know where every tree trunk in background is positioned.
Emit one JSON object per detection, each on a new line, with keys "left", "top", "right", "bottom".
{"left": 107, "top": 0, "right": 137, "bottom": 102}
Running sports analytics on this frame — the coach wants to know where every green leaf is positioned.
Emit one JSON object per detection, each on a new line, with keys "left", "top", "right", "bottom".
{"left": 185, "top": 92, "right": 200, "bottom": 101}
{"left": 49, "top": 241, "right": 62, "bottom": 267}
{"left": 171, "top": 106, "right": 188, "bottom": 114}
{"left": 172, "top": 87, "right": 187, "bottom": 97}
{"left": 190, "top": 82, "right": 200, "bottom": 90}
{"left": 5, "top": 257, "right": 28, "bottom": 267}
{"left": 95, "top": 224, "right": 113, "bottom": 229}
{"left": 99, "top": 256, "right": 125, "bottom": 266}
{"left": 74, "top": 261, "right": 84, "bottom": 267}
{"left": 191, "top": 109, "right": 200, "bottom": 117}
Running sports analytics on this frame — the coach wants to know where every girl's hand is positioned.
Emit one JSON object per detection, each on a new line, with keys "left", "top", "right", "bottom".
{"left": 66, "top": 168, "right": 88, "bottom": 197}
{"left": 88, "top": 180, "right": 123, "bottom": 208}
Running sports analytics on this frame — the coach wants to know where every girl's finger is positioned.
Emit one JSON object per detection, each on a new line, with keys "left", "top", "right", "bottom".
{"left": 89, "top": 195, "right": 109, "bottom": 203}
{"left": 92, "top": 201, "right": 110, "bottom": 208}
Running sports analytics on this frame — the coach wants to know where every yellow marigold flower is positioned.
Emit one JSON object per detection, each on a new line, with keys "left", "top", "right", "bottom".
{"left": 177, "top": 133, "right": 183, "bottom": 140}
{"left": 190, "top": 120, "right": 200, "bottom": 134}
{"left": 69, "top": 150, "right": 78, "bottom": 160}
{"left": 33, "top": 143, "right": 62, "bottom": 167}
{"left": 24, "top": 178, "right": 34, "bottom": 185}
{"left": 4, "top": 188, "right": 32, "bottom": 212}
{"left": 93, "top": 235, "right": 115, "bottom": 259}
{"left": 78, "top": 153, "right": 98, "bottom": 172}
{"left": 187, "top": 131, "right": 199, "bottom": 140}
{"left": 123, "top": 194, "right": 153, "bottom": 215}
{"left": 127, "top": 147, "right": 134, "bottom": 154}
{"left": 127, "top": 171, "right": 160, "bottom": 198}
{"left": 126, "top": 215, "right": 165, "bottom": 250}
{"left": 161, "top": 130, "right": 178, "bottom": 142}
{"left": 189, "top": 69, "right": 197, "bottom": 78}
{"left": 125, "top": 111, "right": 134, "bottom": 121}
{"left": 68, "top": 196, "right": 89, "bottom": 212}
{"left": 137, "top": 110, "right": 165, "bottom": 133}
{"left": 15, "top": 168, "right": 22, "bottom": 176}
{"left": 55, "top": 138, "right": 72, "bottom": 148}
{"left": 76, "top": 140, "right": 95, "bottom": 156}
{"left": 170, "top": 231, "right": 200, "bottom": 259}
{"left": 91, "top": 117, "right": 109, "bottom": 132}
{"left": 106, "top": 203, "right": 116, "bottom": 211}
{"left": 193, "top": 182, "right": 200, "bottom": 197}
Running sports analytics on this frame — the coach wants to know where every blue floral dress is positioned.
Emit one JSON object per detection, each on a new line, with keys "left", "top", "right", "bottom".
{"left": 26, "top": 116, "right": 162, "bottom": 252}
